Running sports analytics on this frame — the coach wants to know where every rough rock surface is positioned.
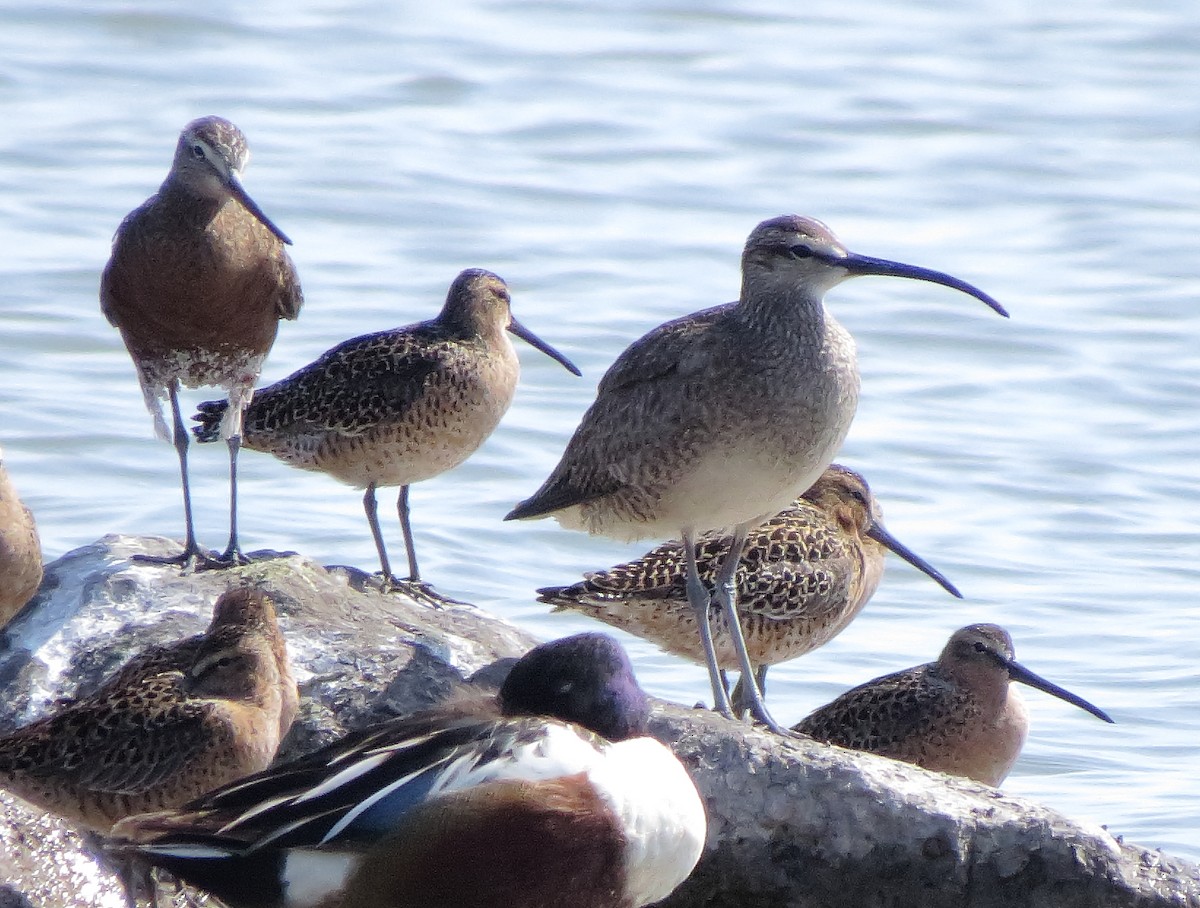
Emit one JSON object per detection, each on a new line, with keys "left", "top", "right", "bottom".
{"left": 1, "top": 536, "right": 1197, "bottom": 908}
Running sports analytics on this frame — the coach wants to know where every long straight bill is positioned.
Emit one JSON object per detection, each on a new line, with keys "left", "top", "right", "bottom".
{"left": 508, "top": 318, "right": 582, "bottom": 376}
{"left": 1005, "top": 659, "right": 1115, "bottom": 723}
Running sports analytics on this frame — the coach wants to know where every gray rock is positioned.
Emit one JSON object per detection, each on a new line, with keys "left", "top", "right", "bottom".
{"left": 1, "top": 536, "right": 1197, "bottom": 908}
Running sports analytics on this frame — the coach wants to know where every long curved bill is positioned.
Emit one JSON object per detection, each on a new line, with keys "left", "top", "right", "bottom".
{"left": 865, "top": 523, "right": 962, "bottom": 599}
{"left": 227, "top": 171, "right": 293, "bottom": 246}
{"left": 1005, "top": 659, "right": 1115, "bottom": 723}
{"left": 508, "top": 317, "right": 582, "bottom": 376}
{"left": 840, "top": 253, "right": 1008, "bottom": 318}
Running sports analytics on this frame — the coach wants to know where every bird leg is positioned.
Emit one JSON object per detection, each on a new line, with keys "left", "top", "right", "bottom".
{"left": 215, "top": 431, "right": 250, "bottom": 566}
{"left": 134, "top": 383, "right": 223, "bottom": 572}
{"left": 390, "top": 485, "right": 460, "bottom": 607}
{"left": 712, "top": 521, "right": 792, "bottom": 735}
{"left": 397, "top": 484, "right": 420, "bottom": 582}
{"left": 730, "top": 664, "right": 769, "bottom": 718}
{"left": 361, "top": 484, "right": 451, "bottom": 605}
{"left": 364, "top": 482, "right": 397, "bottom": 583}
{"left": 683, "top": 528, "right": 734, "bottom": 717}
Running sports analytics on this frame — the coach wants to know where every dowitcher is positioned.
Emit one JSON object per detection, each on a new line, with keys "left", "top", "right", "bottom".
{"left": 507, "top": 215, "right": 1005, "bottom": 731}
{"left": 101, "top": 116, "right": 303, "bottom": 570}
{"left": 793, "top": 623, "right": 1114, "bottom": 786}
{"left": 113, "top": 633, "right": 706, "bottom": 908}
{"left": 539, "top": 464, "right": 962, "bottom": 712}
{"left": 193, "top": 268, "right": 579, "bottom": 601}
{"left": 0, "top": 587, "right": 298, "bottom": 832}
{"left": 0, "top": 445, "right": 42, "bottom": 629}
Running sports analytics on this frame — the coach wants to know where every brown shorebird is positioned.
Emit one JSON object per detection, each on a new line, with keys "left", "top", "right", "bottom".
{"left": 507, "top": 216, "right": 1006, "bottom": 732}
{"left": 539, "top": 464, "right": 962, "bottom": 712}
{"left": 101, "top": 116, "right": 303, "bottom": 570}
{"left": 0, "top": 445, "right": 42, "bottom": 628}
{"left": 793, "top": 623, "right": 1114, "bottom": 786}
{"left": 111, "top": 634, "right": 705, "bottom": 908}
{"left": 193, "top": 268, "right": 579, "bottom": 601}
{"left": 0, "top": 587, "right": 298, "bottom": 832}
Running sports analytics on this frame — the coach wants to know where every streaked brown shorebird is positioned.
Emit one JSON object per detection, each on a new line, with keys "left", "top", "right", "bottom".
{"left": 539, "top": 464, "right": 962, "bottom": 712}
{"left": 101, "top": 116, "right": 303, "bottom": 570}
{"left": 793, "top": 623, "right": 1114, "bottom": 786}
{"left": 0, "top": 587, "right": 298, "bottom": 832}
{"left": 193, "top": 268, "right": 579, "bottom": 601}
{"left": 0, "top": 445, "right": 42, "bottom": 628}
{"left": 507, "top": 215, "right": 1006, "bottom": 732}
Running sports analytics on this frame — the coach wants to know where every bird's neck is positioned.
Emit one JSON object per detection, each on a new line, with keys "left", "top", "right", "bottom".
{"left": 736, "top": 273, "right": 829, "bottom": 342}
{"left": 158, "top": 177, "right": 227, "bottom": 221}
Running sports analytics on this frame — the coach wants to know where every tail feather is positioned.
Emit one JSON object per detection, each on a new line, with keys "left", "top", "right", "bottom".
{"left": 109, "top": 833, "right": 284, "bottom": 908}
{"left": 193, "top": 400, "right": 229, "bottom": 443}
{"left": 536, "top": 584, "right": 580, "bottom": 609}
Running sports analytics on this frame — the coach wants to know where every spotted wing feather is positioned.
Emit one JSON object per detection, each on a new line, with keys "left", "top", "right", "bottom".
{"left": 0, "top": 672, "right": 230, "bottom": 795}
{"left": 795, "top": 664, "right": 972, "bottom": 754}
{"left": 508, "top": 304, "right": 735, "bottom": 519}
{"left": 194, "top": 324, "right": 449, "bottom": 444}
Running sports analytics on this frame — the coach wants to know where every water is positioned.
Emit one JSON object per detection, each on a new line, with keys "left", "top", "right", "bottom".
{"left": 1, "top": 0, "right": 1198, "bottom": 860}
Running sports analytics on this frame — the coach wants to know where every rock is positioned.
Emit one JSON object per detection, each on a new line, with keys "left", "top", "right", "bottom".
{"left": 1, "top": 535, "right": 1198, "bottom": 908}
{"left": 0, "top": 534, "right": 537, "bottom": 751}
{"left": 650, "top": 706, "right": 1200, "bottom": 907}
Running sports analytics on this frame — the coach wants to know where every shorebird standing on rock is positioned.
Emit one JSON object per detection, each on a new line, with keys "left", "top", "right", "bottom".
{"left": 794, "top": 623, "right": 1114, "bottom": 785}
{"left": 508, "top": 215, "right": 1006, "bottom": 733}
{"left": 101, "top": 116, "right": 303, "bottom": 570}
{"left": 539, "top": 464, "right": 963, "bottom": 712}
{"left": 194, "top": 269, "right": 579, "bottom": 602}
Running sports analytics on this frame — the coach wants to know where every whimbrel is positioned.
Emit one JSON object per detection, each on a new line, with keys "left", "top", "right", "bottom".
{"left": 508, "top": 216, "right": 1006, "bottom": 731}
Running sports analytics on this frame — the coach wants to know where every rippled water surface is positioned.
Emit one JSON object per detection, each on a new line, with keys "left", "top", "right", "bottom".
{"left": 1, "top": 0, "right": 1198, "bottom": 858}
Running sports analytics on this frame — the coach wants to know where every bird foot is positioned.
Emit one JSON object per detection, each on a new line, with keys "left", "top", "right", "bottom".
{"left": 380, "top": 576, "right": 465, "bottom": 608}
{"left": 132, "top": 545, "right": 231, "bottom": 574}
{"left": 744, "top": 703, "right": 800, "bottom": 738}
{"left": 215, "top": 543, "right": 252, "bottom": 567}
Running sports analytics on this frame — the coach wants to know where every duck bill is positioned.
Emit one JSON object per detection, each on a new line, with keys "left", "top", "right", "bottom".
{"left": 1005, "top": 660, "right": 1115, "bottom": 723}
{"left": 840, "top": 252, "right": 1008, "bottom": 318}
{"left": 508, "top": 317, "right": 582, "bottom": 376}
{"left": 865, "top": 523, "right": 962, "bottom": 598}
{"left": 226, "top": 171, "right": 293, "bottom": 246}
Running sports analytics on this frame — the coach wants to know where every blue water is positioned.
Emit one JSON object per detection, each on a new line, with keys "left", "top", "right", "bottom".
{"left": 1, "top": 0, "right": 1197, "bottom": 859}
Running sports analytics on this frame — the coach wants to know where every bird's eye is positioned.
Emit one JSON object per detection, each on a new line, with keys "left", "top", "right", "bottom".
{"left": 973, "top": 641, "right": 988, "bottom": 654}
{"left": 789, "top": 244, "right": 813, "bottom": 259}
{"left": 191, "top": 143, "right": 206, "bottom": 160}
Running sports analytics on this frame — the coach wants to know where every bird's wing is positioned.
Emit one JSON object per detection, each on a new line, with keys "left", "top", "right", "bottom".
{"left": 508, "top": 305, "right": 735, "bottom": 519}
{"left": 118, "top": 711, "right": 601, "bottom": 854}
{"left": 735, "top": 516, "right": 857, "bottom": 624}
{"left": 271, "top": 248, "right": 304, "bottom": 321}
{"left": 1, "top": 673, "right": 223, "bottom": 795}
{"left": 794, "top": 666, "right": 956, "bottom": 751}
{"left": 241, "top": 326, "right": 446, "bottom": 438}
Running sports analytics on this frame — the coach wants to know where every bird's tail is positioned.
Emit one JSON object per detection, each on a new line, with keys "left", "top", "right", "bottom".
{"left": 192, "top": 400, "right": 229, "bottom": 443}
{"left": 107, "top": 830, "right": 284, "bottom": 908}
